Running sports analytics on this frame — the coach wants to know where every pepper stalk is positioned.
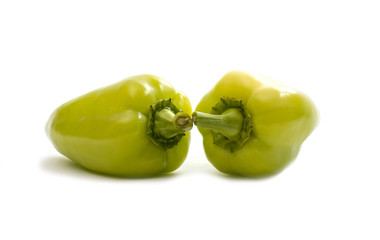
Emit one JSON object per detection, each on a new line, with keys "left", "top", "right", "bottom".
{"left": 192, "top": 108, "right": 243, "bottom": 140}
{"left": 192, "top": 98, "right": 253, "bottom": 152}
{"left": 154, "top": 109, "right": 193, "bottom": 138}
{"left": 147, "top": 99, "right": 193, "bottom": 149}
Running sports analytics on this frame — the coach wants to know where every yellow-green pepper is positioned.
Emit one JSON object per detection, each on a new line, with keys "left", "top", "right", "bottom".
{"left": 193, "top": 71, "right": 318, "bottom": 177}
{"left": 46, "top": 74, "right": 192, "bottom": 177}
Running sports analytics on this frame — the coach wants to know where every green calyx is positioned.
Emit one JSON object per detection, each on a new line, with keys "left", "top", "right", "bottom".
{"left": 147, "top": 99, "right": 193, "bottom": 149}
{"left": 192, "top": 98, "right": 253, "bottom": 152}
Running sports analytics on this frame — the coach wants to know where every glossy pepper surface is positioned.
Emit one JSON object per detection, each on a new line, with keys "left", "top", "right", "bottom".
{"left": 46, "top": 74, "right": 192, "bottom": 177}
{"left": 193, "top": 71, "right": 318, "bottom": 176}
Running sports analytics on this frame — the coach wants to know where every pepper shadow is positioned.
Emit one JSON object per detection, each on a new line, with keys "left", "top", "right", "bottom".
{"left": 212, "top": 171, "right": 279, "bottom": 181}
{"left": 40, "top": 155, "right": 179, "bottom": 181}
{"left": 203, "top": 163, "right": 282, "bottom": 181}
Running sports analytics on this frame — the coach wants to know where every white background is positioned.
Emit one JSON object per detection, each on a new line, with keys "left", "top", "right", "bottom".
{"left": 1, "top": 0, "right": 379, "bottom": 239}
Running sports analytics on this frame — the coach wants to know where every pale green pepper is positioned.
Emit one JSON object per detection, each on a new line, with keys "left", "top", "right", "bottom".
{"left": 193, "top": 71, "right": 318, "bottom": 176}
{"left": 46, "top": 74, "right": 192, "bottom": 177}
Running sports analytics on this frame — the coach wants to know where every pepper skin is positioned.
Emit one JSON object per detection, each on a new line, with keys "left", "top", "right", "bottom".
{"left": 46, "top": 74, "right": 192, "bottom": 177}
{"left": 193, "top": 71, "right": 318, "bottom": 177}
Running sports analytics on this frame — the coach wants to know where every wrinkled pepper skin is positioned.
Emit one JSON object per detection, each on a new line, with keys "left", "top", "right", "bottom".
{"left": 46, "top": 74, "right": 192, "bottom": 177}
{"left": 194, "top": 71, "right": 318, "bottom": 176}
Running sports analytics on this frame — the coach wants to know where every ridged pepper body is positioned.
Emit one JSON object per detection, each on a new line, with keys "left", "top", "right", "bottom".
{"left": 194, "top": 71, "right": 318, "bottom": 176}
{"left": 46, "top": 74, "right": 192, "bottom": 177}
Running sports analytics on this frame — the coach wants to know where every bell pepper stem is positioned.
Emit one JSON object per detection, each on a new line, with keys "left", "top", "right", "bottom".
{"left": 192, "top": 108, "right": 244, "bottom": 140}
{"left": 154, "top": 109, "right": 193, "bottom": 139}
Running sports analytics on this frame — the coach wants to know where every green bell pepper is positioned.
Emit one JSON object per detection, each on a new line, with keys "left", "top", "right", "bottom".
{"left": 192, "top": 71, "right": 318, "bottom": 176}
{"left": 46, "top": 74, "right": 193, "bottom": 177}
